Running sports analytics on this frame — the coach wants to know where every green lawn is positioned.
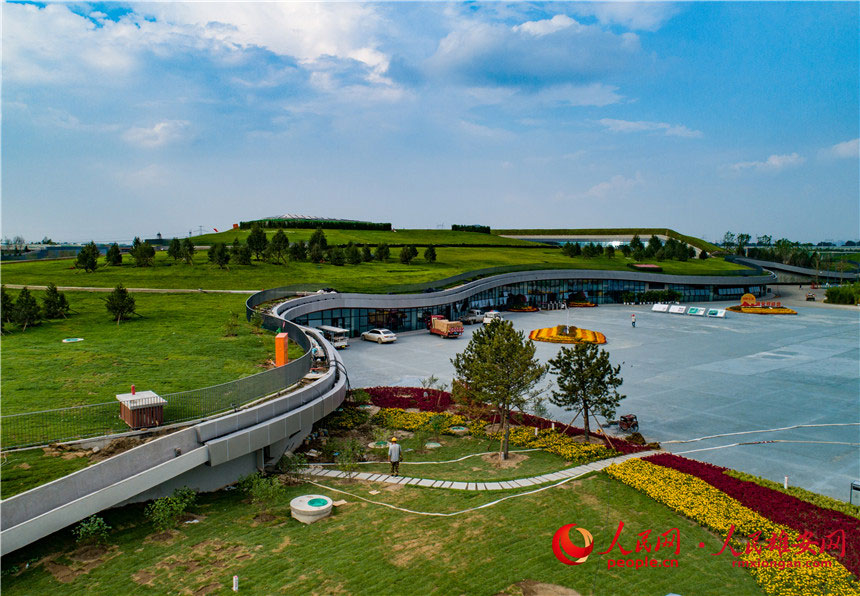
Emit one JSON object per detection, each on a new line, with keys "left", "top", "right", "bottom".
{"left": 194, "top": 227, "right": 539, "bottom": 246}
{"left": 356, "top": 434, "right": 582, "bottom": 482}
{"left": 1, "top": 247, "right": 752, "bottom": 292}
{"left": 0, "top": 448, "right": 92, "bottom": 499}
{"left": 0, "top": 473, "right": 763, "bottom": 595}
{"left": 0, "top": 291, "right": 303, "bottom": 413}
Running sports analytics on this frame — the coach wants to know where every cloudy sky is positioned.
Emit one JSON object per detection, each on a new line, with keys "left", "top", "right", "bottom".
{"left": 2, "top": 1, "right": 858, "bottom": 244}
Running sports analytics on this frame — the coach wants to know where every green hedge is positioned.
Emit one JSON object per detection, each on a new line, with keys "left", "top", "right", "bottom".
{"left": 452, "top": 224, "right": 491, "bottom": 234}
{"left": 825, "top": 283, "right": 860, "bottom": 305}
{"left": 240, "top": 219, "right": 391, "bottom": 231}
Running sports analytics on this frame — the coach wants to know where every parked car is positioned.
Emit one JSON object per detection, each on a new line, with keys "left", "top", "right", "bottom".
{"left": 483, "top": 311, "right": 503, "bottom": 324}
{"left": 460, "top": 309, "right": 485, "bottom": 324}
{"left": 806, "top": 293, "right": 816, "bottom": 301}
{"left": 361, "top": 328, "right": 398, "bottom": 343}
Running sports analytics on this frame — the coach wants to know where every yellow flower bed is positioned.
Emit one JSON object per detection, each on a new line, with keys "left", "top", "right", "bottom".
{"left": 567, "top": 302, "right": 597, "bottom": 308}
{"left": 472, "top": 423, "right": 616, "bottom": 464}
{"left": 372, "top": 408, "right": 466, "bottom": 432}
{"left": 606, "top": 459, "right": 860, "bottom": 596}
{"left": 529, "top": 325, "right": 606, "bottom": 344}
{"left": 727, "top": 306, "right": 798, "bottom": 315}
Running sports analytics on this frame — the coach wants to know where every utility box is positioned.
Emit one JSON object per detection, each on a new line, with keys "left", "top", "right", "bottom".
{"left": 116, "top": 390, "right": 166, "bottom": 429}
{"left": 275, "top": 332, "right": 290, "bottom": 366}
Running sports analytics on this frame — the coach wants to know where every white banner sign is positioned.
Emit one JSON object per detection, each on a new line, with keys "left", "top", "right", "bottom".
{"left": 669, "top": 305, "right": 687, "bottom": 314}
{"left": 687, "top": 307, "right": 706, "bottom": 316}
{"left": 651, "top": 304, "right": 670, "bottom": 312}
{"left": 706, "top": 308, "right": 727, "bottom": 318}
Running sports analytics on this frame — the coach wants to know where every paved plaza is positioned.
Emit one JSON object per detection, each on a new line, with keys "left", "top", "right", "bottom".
{"left": 341, "top": 295, "right": 860, "bottom": 500}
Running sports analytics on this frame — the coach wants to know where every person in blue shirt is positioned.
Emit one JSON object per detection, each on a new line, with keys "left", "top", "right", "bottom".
{"left": 388, "top": 437, "right": 402, "bottom": 476}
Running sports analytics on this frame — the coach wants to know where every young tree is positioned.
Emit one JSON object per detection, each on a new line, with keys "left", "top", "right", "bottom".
{"left": 328, "top": 245, "right": 345, "bottom": 266}
{"left": 757, "top": 234, "right": 772, "bottom": 247}
{"left": 181, "top": 238, "right": 196, "bottom": 264}
{"left": 105, "top": 243, "right": 122, "bottom": 266}
{"left": 620, "top": 244, "right": 631, "bottom": 258}
{"left": 269, "top": 230, "right": 289, "bottom": 264}
{"left": 236, "top": 243, "right": 252, "bottom": 266}
{"left": 374, "top": 243, "right": 390, "bottom": 261}
{"left": 1, "top": 285, "right": 15, "bottom": 326}
{"left": 167, "top": 237, "right": 182, "bottom": 261}
{"left": 698, "top": 249, "right": 709, "bottom": 260}
{"left": 722, "top": 231, "right": 736, "bottom": 250}
{"left": 632, "top": 248, "right": 645, "bottom": 262}
{"left": 308, "top": 228, "right": 328, "bottom": 253}
{"left": 604, "top": 245, "right": 615, "bottom": 258}
{"left": 547, "top": 343, "right": 624, "bottom": 438}
{"left": 42, "top": 283, "right": 71, "bottom": 319}
{"left": 736, "top": 233, "right": 750, "bottom": 256}
{"left": 361, "top": 245, "right": 373, "bottom": 262}
{"left": 131, "top": 241, "right": 155, "bottom": 267}
{"left": 105, "top": 284, "right": 136, "bottom": 325}
{"left": 309, "top": 243, "right": 325, "bottom": 264}
{"left": 629, "top": 234, "right": 644, "bottom": 252}
{"left": 76, "top": 241, "right": 100, "bottom": 273}
{"left": 647, "top": 235, "right": 663, "bottom": 255}
{"left": 289, "top": 240, "right": 307, "bottom": 262}
{"left": 424, "top": 245, "right": 437, "bottom": 263}
{"left": 399, "top": 245, "right": 414, "bottom": 264}
{"left": 14, "top": 287, "right": 42, "bottom": 331}
{"left": 247, "top": 224, "right": 268, "bottom": 260}
{"left": 208, "top": 243, "right": 230, "bottom": 269}
{"left": 345, "top": 244, "right": 362, "bottom": 265}
{"left": 451, "top": 319, "right": 547, "bottom": 459}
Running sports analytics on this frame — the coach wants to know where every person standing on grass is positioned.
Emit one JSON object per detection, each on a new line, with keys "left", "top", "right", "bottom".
{"left": 631, "top": 313, "right": 636, "bottom": 328}
{"left": 388, "top": 437, "right": 402, "bottom": 476}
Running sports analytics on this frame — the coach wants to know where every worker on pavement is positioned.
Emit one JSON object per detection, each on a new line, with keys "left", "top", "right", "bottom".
{"left": 388, "top": 437, "right": 402, "bottom": 476}
{"left": 631, "top": 313, "right": 636, "bottom": 328}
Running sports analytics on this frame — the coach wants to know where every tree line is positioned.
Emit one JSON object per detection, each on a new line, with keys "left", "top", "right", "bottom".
{"left": 560, "top": 234, "right": 705, "bottom": 262}
{"left": 1, "top": 283, "right": 138, "bottom": 332}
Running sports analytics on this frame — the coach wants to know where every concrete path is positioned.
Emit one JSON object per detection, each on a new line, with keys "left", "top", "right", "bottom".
{"left": 3, "top": 284, "right": 256, "bottom": 294}
{"left": 306, "top": 450, "right": 656, "bottom": 490}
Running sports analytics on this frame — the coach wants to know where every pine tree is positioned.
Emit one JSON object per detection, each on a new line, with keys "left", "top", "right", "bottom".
{"left": 76, "top": 241, "right": 100, "bottom": 273}
{"left": 105, "top": 243, "right": 122, "bottom": 266}
{"left": 14, "top": 287, "right": 42, "bottom": 331}
{"left": 105, "top": 284, "right": 136, "bottom": 325}
{"left": 270, "top": 230, "right": 289, "bottom": 264}
{"left": 346, "top": 244, "right": 362, "bottom": 265}
{"left": 247, "top": 224, "right": 268, "bottom": 260}
{"left": 309, "top": 244, "right": 324, "bottom": 264}
{"left": 289, "top": 240, "right": 307, "bottom": 262}
{"left": 308, "top": 228, "right": 328, "bottom": 253}
{"left": 328, "top": 246, "right": 345, "bottom": 266}
{"left": 181, "top": 238, "right": 196, "bottom": 264}
{"left": 424, "top": 245, "right": 437, "bottom": 263}
{"left": 2, "top": 285, "right": 16, "bottom": 325}
{"left": 167, "top": 238, "right": 182, "bottom": 261}
{"left": 131, "top": 241, "right": 155, "bottom": 267}
{"left": 361, "top": 245, "right": 373, "bottom": 262}
{"left": 42, "top": 282, "right": 71, "bottom": 319}
{"left": 374, "top": 243, "right": 390, "bottom": 261}
{"left": 208, "top": 243, "right": 230, "bottom": 269}
{"left": 399, "top": 245, "right": 414, "bottom": 264}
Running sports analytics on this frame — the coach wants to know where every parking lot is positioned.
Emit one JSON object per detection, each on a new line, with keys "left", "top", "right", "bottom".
{"left": 340, "top": 299, "right": 860, "bottom": 500}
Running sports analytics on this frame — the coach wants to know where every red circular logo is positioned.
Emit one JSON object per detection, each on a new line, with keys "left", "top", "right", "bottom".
{"left": 552, "top": 523, "right": 594, "bottom": 565}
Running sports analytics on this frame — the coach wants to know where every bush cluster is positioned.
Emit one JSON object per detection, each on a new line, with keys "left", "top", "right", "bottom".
{"left": 451, "top": 224, "right": 491, "bottom": 234}
{"left": 144, "top": 487, "right": 197, "bottom": 532}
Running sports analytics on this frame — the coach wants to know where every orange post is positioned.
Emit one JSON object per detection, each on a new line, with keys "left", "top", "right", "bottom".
{"left": 275, "top": 333, "right": 290, "bottom": 367}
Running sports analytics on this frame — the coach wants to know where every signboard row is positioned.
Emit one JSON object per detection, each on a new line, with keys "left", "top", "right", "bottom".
{"left": 651, "top": 303, "right": 726, "bottom": 318}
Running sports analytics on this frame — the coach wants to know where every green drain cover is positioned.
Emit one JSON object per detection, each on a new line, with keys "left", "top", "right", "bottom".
{"left": 308, "top": 498, "right": 328, "bottom": 507}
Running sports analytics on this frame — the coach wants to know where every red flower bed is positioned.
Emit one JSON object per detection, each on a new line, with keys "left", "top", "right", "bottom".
{"left": 645, "top": 453, "right": 860, "bottom": 578}
{"left": 364, "top": 386, "right": 649, "bottom": 454}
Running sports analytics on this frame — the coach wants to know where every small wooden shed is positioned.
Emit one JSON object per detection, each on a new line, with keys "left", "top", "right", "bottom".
{"left": 116, "top": 390, "right": 166, "bottom": 429}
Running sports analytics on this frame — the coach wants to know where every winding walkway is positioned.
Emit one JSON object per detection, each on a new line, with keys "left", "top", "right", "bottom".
{"left": 306, "top": 449, "right": 656, "bottom": 491}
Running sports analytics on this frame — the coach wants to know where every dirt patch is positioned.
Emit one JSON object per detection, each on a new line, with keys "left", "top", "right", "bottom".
{"left": 16, "top": 462, "right": 31, "bottom": 469}
{"left": 43, "top": 545, "right": 121, "bottom": 584}
{"left": 272, "top": 535, "right": 292, "bottom": 553}
{"left": 90, "top": 437, "right": 145, "bottom": 462}
{"left": 382, "top": 483, "right": 404, "bottom": 492}
{"left": 497, "top": 580, "right": 582, "bottom": 596}
{"left": 132, "top": 569, "right": 157, "bottom": 586}
{"left": 481, "top": 452, "right": 528, "bottom": 469}
{"left": 194, "top": 582, "right": 223, "bottom": 595}
{"left": 69, "top": 544, "right": 109, "bottom": 562}
{"left": 133, "top": 539, "right": 255, "bottom": 592}
{"left": 144, "top": 529, "right": 180, "bottom": 544}
{"left": 253, "top": 513, "right": 277, "bottom": 523}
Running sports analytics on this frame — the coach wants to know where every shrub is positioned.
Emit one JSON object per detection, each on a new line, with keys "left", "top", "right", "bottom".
{"left": 241, "top": 473, "right": 283, "bottom": 513}
{"left": 451, "top": 224, "right": 491, "bottom": 234}
{"left": 73, "top": 515, "right": 111, "bottom": 545}
{"left": 278, "top": 452, "right": 309, "bottom": 485}
{"left": 105, "top": 243, "right": 122, "bottom": 266}
{"left": 13, "top": 287, "right": 41, "bottom": 331}
{"left": 250, "top": 311, "right": 263, "bottom": 334}
{"left": 145, "top": 487, "right": 196, "bottom": 532}
{"left": 349, "top": 389, "right": 372, "bottom": 405}
{"left": 76, "top": 241, "right": 100, "bottom": 272}
{"left": 321, "top": 406, "right": 370, "bottom": 431}
{"left": 42, "top": 282, "right": 70, "bottom": 319}
{"left": 224, "top": 312, "right": 239, "bottom": 337}
{"left": 335, "top": 438, "right": 364, "bottom": 478}
{"left": 414, "top": 429, "right": 431, "bottom": 453}
{"left": 104, "top": 284, "right": 136, "bottom": 324}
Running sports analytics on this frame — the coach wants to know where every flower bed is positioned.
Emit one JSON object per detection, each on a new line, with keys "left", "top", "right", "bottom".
{"left": 507, "top": 305, "right": 539, "bottom": 312}
{"left": 566, "top": 302, "right": 597, "bottom": 308}
{"left": 606, "top": 459, "right": 860, "bottom": 596}
{"left": 364, "top": 386, "right": 452, "bottom": 412}
{"left": 529, "top": 325, "right": 606, "bottom": 344}
{"left": 727, "top": 305, "right": 798, "bottom": 315}
{"left": 371, "top": 408, "right": 466, "bottom": 432}
{"left": 471, "top": 424, "right": 617, "bottom": 465}
{"left": 644, "top": 453, "right": 860, "bottom": 578}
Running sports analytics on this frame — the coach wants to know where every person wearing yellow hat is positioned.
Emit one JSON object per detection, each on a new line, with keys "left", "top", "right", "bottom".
{"left": 388, "top": 437, "right": 402, "bottom": 476}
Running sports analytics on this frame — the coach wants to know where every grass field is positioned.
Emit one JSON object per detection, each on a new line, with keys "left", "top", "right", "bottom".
{"left": 193, "top": 227, "right": 538, "bottom": 246}
{"left": 0, "top": 247, "right": 752, "bottom": 292}
{"left": 0, "top": 448, "right": 92, "bottom": 499}
{"left": 0, "top": 473, "right": 763, "bottom": 595}
{"left": 0, "top": 291, "right": 303, "bottom": 413}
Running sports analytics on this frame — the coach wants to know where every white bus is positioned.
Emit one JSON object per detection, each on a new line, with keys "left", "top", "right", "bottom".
{"left": 315, "top": 325, "right": 350, "bottom": 349}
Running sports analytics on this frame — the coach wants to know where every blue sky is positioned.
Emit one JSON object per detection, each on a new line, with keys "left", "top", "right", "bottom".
{"left": 2, "top": 1, "right": 858, "bottom": 244}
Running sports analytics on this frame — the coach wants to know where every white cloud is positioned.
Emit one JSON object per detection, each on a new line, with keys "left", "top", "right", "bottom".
{"left": 536, "top": 84, "right": 623, "bottom": 107}
{"left": 582, "top": 172, "right": 644, "bottom": 199}
{"left": 730, "top": 153, "right": 806, "bottom": 172}
{"left": 513, "top": 14, "right": 581, "bottom": 37}
{"left": 598, "top": 118, "right": 702, "bottom": 138}
{"left": 123, "top": 120, "right": 191, "bottom": 148}
{"left": 824, "top": 138, "right": 859, "bottom": 159}
{"left": 572, "top": 3, "right": 681, "bottom": 31}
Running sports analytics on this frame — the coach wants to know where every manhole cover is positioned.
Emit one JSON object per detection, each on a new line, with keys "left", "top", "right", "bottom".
{"left": 62, "top": 338, "right": 84, "bottom": 343}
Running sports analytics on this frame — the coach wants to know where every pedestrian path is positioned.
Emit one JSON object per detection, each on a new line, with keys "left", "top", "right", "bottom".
{"left": 306, "top": 450, "right": 656, "bottom": 491}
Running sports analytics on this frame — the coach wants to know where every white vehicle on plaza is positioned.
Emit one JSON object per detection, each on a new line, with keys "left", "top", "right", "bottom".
{"left": 361, "top": 328, "right": 398, "bottom": 344}
{"left": 483, "top": 311, "right": 503, "bottom": 324}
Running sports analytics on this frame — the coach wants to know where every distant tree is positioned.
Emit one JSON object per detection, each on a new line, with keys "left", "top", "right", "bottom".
{"left": 722, "top": 231, "right": 736, "bottom": 250}
{"left": 647, "top": 235, "right": 663, "bottom": 255}
{"left": 629, "top": 235, "right": 644, "bottom": 252}
{"left": 1, "top": 285, "right": 14, "bottom": 326}
{"left": 181, "top": 238, "right": 196, "bottom": 264}
{"left": 374, "top": 243, "right": 390, "bottom": 262}
{"left": 361, "top": 245, "right": 373, "bottom": 262}
{"left": 41, "top": 236, "right": 55, "bottom": 245}
{"left": 328, "top": 246, "right": 345, "bottom": 266}
{"left": 76, "top": 241, "right": 100, "bottom": 273}
{"left": 230, "top": 238, "right": 242, "bottom": 260}
{"left": 14, "top": 287, "right": 41, "bottom": 331}
{"left": 424, "top": 245, "right": 437, "bottom": 263}
{"left": 12, "top": 235, "right": 27, "bottom": 255}
{"left": 236, "top": 243, "right": 252, "bottom": 266}
{"left": 620, "top": 244, "right": 631, "bottom": 258}
{"left": 247, "top": 224, "right": 268, "bottom": 260}
{"left": 289, "top": 241, "right": 308, "bottom": 262}
{"left": 131, "top": 241, "right": 155, "bottom": 267}
{"left": 633, "top": 248, "right": 645, "bottom": 262}
{"left": 451, "top": 319, "right": 547, "bottom": 459}
{"left": 561, "top": 242, "right": 575, "bottom": 257}
{"left": 571, "top": 242, "right": 582, "bottom": 257}
{"left": 309, "top": 244, "right": 325, "bottom": 264}
{"left": 736, "top": 233, "right": 750, "bottom": 256}
{"left": 698, "top": 250, "right": 709, "bottom": 260}
{"left": 105, "top": 284, "right": 136, "bottom": 324}
{"left": 654, "top": 248, "right": 666, "bottom": 261}
{"left": 167, "top": 238, "right": 183, "bottom": 261}
{"left": 132, "top": 236, "right": 142, "bottom": 250}
{"left": 687, "top": 246, "right": 696, "bottom": 260}
{"left": 604, "top": 245, "right": 615, "bottom": 258}
{"left": 105, "top": 243, "right": 122, "bottom": 266}
{"left": 845, "top": 240, "right": 857, "bottom": 247}
{"left": 208, "top": 243, "right": 230, "bottom": 269}
{"left": 308, "top": 228, "right": 328, "bottom": 253}
{"left": 270, "top": 230, "right": 289, "bottom": 264}
{"left": 757, "top": 234, "right": 772, "bottom": 247}
{"left": 399, "top": 245, "right": 415, "bottom": 265}
{"left": 548, "top": 343, "right": 625, "bottom": 438}
{"left": 346, "top": 244, "right": 362, "bottom": 265}
{"left": 42, "top": 283, "right": 70, "bottom": 319}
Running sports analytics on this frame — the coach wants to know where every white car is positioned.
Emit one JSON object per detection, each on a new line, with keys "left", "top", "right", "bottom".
{"left": 483, "top": 311, "right": 503, "bottom": 324}
{"left": 361, "top": 328, "right": 397, "bottom": 344}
